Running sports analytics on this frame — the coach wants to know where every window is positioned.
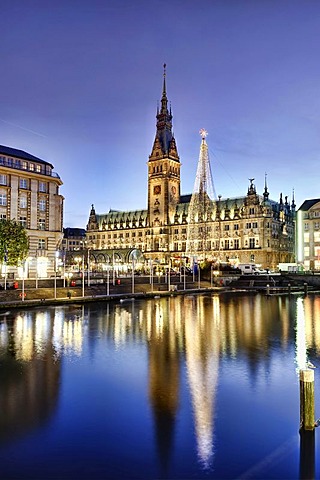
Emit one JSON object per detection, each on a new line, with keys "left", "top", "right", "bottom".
{"left": 249, "top": 238, "right": 255, "bottom": 249}
{"left": 39, "top": 182, "right": 46, "bottom": 192}
{"left": 225, "top": 240, "right": 230, "bottom": 250}
{"left": 29, "top": 163, "right": 34, "bottom": 171}
{"left": 0, "top": 193, "right": 7, "bottom": 206}
{"left": 252, "top": 222, "right": 258, "bottom": 228}
{"left": 20, "top": 217, "right": 27, "bottom": 227}
{"left": 0, "top": 175, "right": 7, "bottom": 185}
{"left": 246, "top": 222, "right": 251, "bottom": 229}
{"left": 304, "top": 223, "right": 309, "bottom": 231}
{"left": 224, "top": 225, "right": 230, "bottom": 231}
{"left": 38, "top": 239, "right": 46, "bottom": 249}
{"left": 20, "top": 178, "right": 28, "bottom": 189}
{"left": 0, "top": 214, "right": 7, "bottom": 220}
{"left": 174, "top": 228, "right": 179, "bottom": 234}
{"left": 138, "top": 232, "right": 142, "bottom": 237}
{"left": 22, "top": 161, "right": 27, "bottom": 170}
{"left": 20, "top": 196, "right": 27, "bottom": 209}
{"left": 249, "top": 208, "right": 255, "bottom": 215}
{"left": 39, "top": 199, "right": 46, "bottom": 211}
{"left": 36, "top": 165, "right": 41, "bottom": 173}
{"left": 234, "top": 239, "right": 239, "bottom": 249}
{"left": 234, "top": 224, "right": 239, "bottom": 231}
{"left": 38, "top": 218, "right": 46, "bottom": 230}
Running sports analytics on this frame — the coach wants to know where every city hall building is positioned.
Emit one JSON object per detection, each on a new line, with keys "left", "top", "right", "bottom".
{"left": 0, "top": 145, "right": 64, "bottom": 278}
{"left": 86, "top": 67, "right": 295, "bottom": 271}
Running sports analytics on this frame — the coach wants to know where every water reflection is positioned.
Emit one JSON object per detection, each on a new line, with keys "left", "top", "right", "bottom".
{"left": 0, "top": 294, "right": 320, "bottom": 478}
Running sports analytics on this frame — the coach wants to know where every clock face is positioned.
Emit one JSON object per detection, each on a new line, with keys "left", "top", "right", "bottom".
{"left": 154, "top": 185, "right": 161, "bottom": 195}
{"left": 171, "top": 186, "right": 177, "bottom": 195}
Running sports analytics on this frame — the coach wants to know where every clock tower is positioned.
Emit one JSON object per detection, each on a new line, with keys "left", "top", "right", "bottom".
{"left": 147, "top": 64, "right": 181, "bottom": 243}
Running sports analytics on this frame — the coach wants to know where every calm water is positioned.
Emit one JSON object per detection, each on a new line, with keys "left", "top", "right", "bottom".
{"left": 0, "top": 293, "right": 320, "bottom": 479}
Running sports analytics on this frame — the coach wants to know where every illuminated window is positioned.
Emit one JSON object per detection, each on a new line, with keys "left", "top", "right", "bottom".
{"left": 314, "top": 232, "right": 320, "bottom": 243}
{"left": 0, "top": 193, "right": 7, "bottom": 206}
{"left": 36, "top": 165, "right": 41, "bottom": 173}
{"left": 38, "top": 219, "right": 46, "bottom": 230}
{"left": 39, "top": 199, "right": 46, "bottom": 211}
{"left": 20, "top": 178, "right": 28, "bottom": 189}
{"left": 0, "top": 175, "right": 7, "bottom": 185}
{"left": 22, "top": 161, "right": 27, "bottom": 170}
{"left": 20, "top": 196, "right": 27, "bottom": 209}
{"left": 29, "top": 163, "right": 34, "bottom": 171}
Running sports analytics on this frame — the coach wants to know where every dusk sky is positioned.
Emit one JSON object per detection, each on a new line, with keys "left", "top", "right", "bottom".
{"left": 2, "top": 0, "right": 320, "bottom": 228}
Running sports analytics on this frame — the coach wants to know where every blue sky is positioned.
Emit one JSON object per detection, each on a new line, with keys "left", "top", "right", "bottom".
{"left": 1, "top": 0, "right": 320, "bottom": 227}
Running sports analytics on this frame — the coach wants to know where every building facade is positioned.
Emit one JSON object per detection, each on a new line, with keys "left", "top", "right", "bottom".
{"left": 86, "top": 67, "right": 295, "bottom": 271}
{"left": 0, "top": 145, "right": 64, "bottom": 278}
{"left": 297, "top": 199, "right": 320, "bottom": 270}
{"left": 61, "top": 227, "right": 86, "bottom": 252}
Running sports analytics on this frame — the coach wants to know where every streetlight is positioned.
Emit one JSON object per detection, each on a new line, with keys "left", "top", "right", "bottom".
{"left": 65, "top": 272, "right": 73, "bottom": 299}
{"left": 132, "top": 257, "right": 135, "bottom": 294}
{"left": 54, "top": 251, "right": 59, "bottom": 299}
{"left": 74, "top": 256, "right": 82, "bottom": 273}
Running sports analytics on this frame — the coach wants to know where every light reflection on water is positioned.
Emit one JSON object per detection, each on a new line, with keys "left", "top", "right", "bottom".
{"left": 0, "top": 293, "right": 319, "bottom": 479}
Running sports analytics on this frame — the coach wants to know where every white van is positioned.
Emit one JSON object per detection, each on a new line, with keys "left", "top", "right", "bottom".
{"left": 237, "top": 263, "right": 257, "bottom": 274}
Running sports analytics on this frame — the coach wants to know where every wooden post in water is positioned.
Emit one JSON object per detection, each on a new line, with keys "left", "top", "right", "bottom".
{"left": 266, "top": 284, "right": 270, "bottom": 295}
{"left": 288, "top": 283, "right": 291, "bottom": 295}
{"left": 300, "top": 369, "right": 315, "bottom": 431}
{"left": 304, "top": 282, "right": 308, "bottom": 295}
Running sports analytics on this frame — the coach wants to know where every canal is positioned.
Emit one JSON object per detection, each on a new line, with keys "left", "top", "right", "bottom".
{"left": 0, "top": 292, "right": 319, "bottom": 479}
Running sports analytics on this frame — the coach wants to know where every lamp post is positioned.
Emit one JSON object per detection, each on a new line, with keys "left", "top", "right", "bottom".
{"left": 65, "top": 272, "right": 73, "bottom": 299}
{"left": 132, "top": 257, "right": 135, "bottom": 294}
{"left": 106, "top": 258, "right": 110, "bottom": 296}
{"left": 21, "top": 260, "right": 26, "bottom": 302}
{"left": 63, "top": 252, "right": 66, "bottom": 288}
{"left": 4, "top": 248, "right": 7, "bottom": 291}
{"left": 150, "top": 259, "right": 154, "bottom": 292}
{"left": 75, "top": 256, "right": 82, "bottom": 273}
{"left": 87, "top": 248, "right": 91, "bottom": 287}
{"left": 82, "top": 254, "right": 85, "bottom": 297}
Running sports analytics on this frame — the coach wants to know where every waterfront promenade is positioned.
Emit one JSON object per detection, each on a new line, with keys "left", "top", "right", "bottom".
{"left": 1, "top": 272, "right": 318, "bottom": 310}
{"left": 0, "top": 276, "right": 223, "bottom": 310}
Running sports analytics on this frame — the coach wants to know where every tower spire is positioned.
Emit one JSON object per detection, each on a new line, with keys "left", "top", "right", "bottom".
{"left": 263, "top": 172, "right": 269, "bottom": 200}
{"left": 149, "top": 64, "right": 178, "bottom": 159}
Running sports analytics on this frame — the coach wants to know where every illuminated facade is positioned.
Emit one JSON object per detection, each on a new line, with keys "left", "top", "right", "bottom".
{"left": 297, "top": 198, "right": 320, "bottom": 270}
{"left": 86, "top": 67, "right": 295, "bottom": 270}
{"left": 0, "top": 145, "right": 64, "bottom": 277}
